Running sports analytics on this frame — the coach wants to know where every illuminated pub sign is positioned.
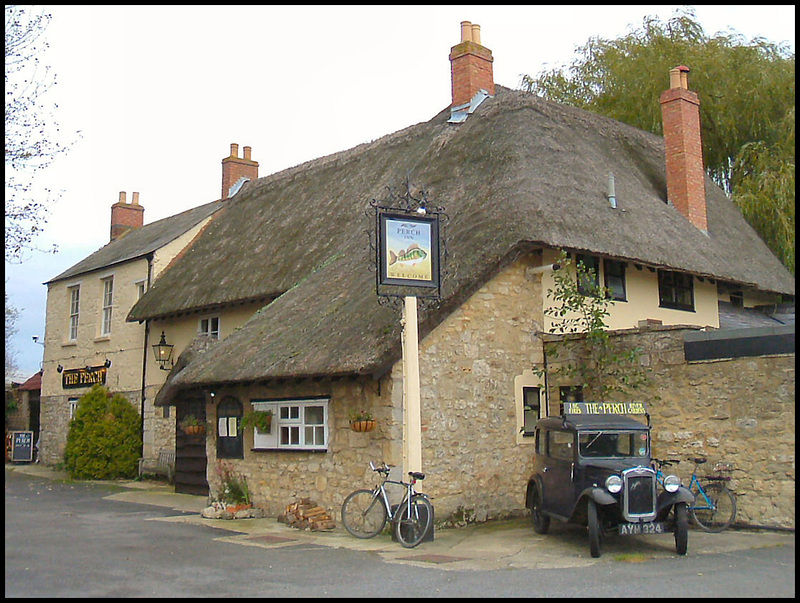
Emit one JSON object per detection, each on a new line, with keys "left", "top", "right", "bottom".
{"left": 62, "top": 365, "right": 107, "bottom": 389}
{"left": 378, "top": 211, "right": 440, "bottom": 290}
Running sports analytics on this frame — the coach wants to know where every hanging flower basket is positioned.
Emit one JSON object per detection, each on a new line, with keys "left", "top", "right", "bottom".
{"left": 350, "top": 420, "right": 376, "bottom": 433}
{"left": 180, "top": 414, "right": 206, "bottom": 435}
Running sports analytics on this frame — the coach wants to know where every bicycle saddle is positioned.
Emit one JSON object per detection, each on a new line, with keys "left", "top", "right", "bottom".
{"left": 409, "top": 472, "right": 425, "bottom": 481}
{"left": 689, "top": 457, "right": 707, "bottom": 464}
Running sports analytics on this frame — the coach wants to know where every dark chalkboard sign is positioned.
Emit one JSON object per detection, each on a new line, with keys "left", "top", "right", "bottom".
{"left": 11, "top": 431, "right": 34, "bottom": 463}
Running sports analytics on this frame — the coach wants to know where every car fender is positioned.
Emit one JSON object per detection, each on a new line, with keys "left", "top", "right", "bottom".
{"left": 525, "top": 477, "right": 543, "bottom": 509}
{"left": 657, "top": 486, "right": 694, "bottom": 512}
{"left": 582, "top": 486, "right": 616, "bottom": 506}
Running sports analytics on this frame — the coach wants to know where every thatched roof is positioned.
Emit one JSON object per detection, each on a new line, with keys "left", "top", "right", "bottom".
{"left": 127, "top": 86, "right": 794, "bottom": 389}
{"left": 46, "top": 201, "right": 223, "bottom": 284}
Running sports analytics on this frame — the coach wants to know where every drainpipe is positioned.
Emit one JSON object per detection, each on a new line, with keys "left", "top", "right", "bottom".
{"left": 139, "top": 253, "right": 154, "bottom": 459}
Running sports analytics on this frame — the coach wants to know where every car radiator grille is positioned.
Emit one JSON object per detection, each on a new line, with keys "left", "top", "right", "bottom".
{"left": 622, "top": 467, "right": 657, "bottom": 521}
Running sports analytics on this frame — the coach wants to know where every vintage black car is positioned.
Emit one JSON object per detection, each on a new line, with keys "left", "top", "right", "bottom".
{"left": 525, "top": 402, "right": 693, "bottom": 558}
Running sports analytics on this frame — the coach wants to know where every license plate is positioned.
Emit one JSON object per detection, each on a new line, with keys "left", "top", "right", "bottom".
{"left": 618, "top": 522, "right": 666, "bottom": 535}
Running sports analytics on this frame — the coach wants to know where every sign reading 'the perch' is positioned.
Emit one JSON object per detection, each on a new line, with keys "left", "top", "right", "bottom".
{"left": 11, "top": 431, "right": 34, "bottom": 463}
{"left": 378, "top": 212, "right": 440, "bottom": 289}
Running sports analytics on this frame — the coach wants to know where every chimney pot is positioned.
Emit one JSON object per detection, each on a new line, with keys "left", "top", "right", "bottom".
{"left": 230, "top": 143, "right": 239, "bottom": 158}
{"left": 132, "top": 192, "right": 140, "bottom": 205}
{"left": 460, "top": 21, "right": 472, "bottom": 42}
{"left": 119, "top": 191, "right": 127, "bottom": 204}
{"left": 471, "top": 24, "right": 481, "bottom": 45}
{"left": 243, "top": 146, "right": 252, "bottom": 160}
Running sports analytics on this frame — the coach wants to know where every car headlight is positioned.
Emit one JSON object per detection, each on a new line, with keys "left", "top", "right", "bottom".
{"left": 605, "top": 475, "right": 623, "bottom": 494}
{"left": 663, "top": 474, "right": 681, "bottom": 493}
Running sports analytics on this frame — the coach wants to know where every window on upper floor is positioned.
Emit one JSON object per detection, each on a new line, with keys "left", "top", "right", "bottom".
{"left": 101, "top": 277, "right": 114, "bottom": 335}
{"left": 603, "top": 259, "right": 627, "bottom": 302}
{"left": 250, "top": 398, "right": 329, "bottom": 451}
{"left": 199, "top": 316, "right": 220, "bottom": 339}
{"left": 575, "top": 254, "right": 600, "bottom": 296}
{"left": 136, "top": 280, "right": 146, "bottom": 300}
{"left": 658, "top": 270, "right": 694, "bottom": 311}
{"left": 68, "top": 286, "right": 80, "bottom": 341}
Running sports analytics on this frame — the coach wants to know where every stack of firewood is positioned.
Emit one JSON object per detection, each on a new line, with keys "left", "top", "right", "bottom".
{"left": 281, "top": 498, "right": 336, "bottom": 531}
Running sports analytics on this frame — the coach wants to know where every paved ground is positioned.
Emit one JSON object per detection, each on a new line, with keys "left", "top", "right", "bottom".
{"left": 6, "top": 462, "right": 794, "bottom": 572}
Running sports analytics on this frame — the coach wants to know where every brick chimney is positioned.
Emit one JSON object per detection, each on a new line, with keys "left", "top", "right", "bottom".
{"left": 449, "top": 21, "right": 494, "bottom": 109}
{"left": 660, "top": 65, "right": 708, "bottom": 232}
{"left": 221, "top": 143, "right": 259, "bottom": 199}
{"left": 110, "top": 191, "right": 144, "bottom": 241}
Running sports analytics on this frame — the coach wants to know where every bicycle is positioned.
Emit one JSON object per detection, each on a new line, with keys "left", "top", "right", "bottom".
{"left": 653, "top": 457, "right": 737, "bottom": 533}
{"left": 341, "top": 461, "right": 433, "bottom": 548}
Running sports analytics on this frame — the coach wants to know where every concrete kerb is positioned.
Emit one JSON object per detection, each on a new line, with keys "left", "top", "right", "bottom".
{"left": 6, "top": 463, "right": 793, "bottom": 571}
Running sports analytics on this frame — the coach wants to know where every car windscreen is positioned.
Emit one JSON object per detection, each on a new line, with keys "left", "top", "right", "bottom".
{"left": 578, "top": 431, "right": 649, "bottom": 459}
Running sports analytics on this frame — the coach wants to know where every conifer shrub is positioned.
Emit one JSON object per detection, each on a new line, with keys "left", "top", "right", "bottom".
{"left": 64, "top": 384, "right": 142, "bottom": 480}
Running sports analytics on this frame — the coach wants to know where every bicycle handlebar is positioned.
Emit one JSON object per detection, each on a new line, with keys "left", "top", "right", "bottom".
{"left": 652, "top": 458, "right": 680, "bottom": 469}
{"left": 369, "top": 461, "right": 392, "bottom": 475}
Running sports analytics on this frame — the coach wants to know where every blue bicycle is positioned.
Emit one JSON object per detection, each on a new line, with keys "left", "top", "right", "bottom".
{"left": 653, "top": 457, "right": 737, "bottom": 533}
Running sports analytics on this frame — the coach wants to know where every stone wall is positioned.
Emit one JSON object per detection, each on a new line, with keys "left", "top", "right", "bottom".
{"left": 203, "top": 378, "right": 399, "bottom": 519}
{"left": 414, "top": 254, "right": 544, "bottom": 523}
{"left": 544, "top": 326, "right": 795, "bottom": 529}
{"left": 202, "top": 255, "right": 545, "bottom": 524}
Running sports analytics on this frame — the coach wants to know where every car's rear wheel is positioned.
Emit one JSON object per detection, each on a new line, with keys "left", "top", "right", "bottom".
{"left": 531, "top": 487, "right": 550, "bottom": 534}
{"left": 587, "top": 499, "right": 603, "bottom": 558}
{"left": 674, "top": 502, "right": 689, "bottom": 555}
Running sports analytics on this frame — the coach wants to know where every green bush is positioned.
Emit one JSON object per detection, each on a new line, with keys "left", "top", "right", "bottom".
{"left": 64, "top": 384, "right": 142, "bottom": 480}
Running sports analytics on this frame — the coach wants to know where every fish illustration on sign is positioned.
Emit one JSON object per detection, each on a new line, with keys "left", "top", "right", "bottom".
{"left": 389, "top": 243, "right": 428, "bottom": 266}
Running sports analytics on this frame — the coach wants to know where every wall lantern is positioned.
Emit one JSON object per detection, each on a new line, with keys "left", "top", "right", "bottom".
{"left": 152, "top": 331, "right": 174, "bottom": 371}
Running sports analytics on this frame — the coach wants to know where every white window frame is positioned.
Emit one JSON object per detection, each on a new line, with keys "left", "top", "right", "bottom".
{"left": 68, "top": 285, "right": 80, "bottom": 341}
{"left": 199, "top": 316, "right": 220, "bottom": 339}
{"left": 135, "top": 279, "right": 146, "bottom": 300}
{"left": 250, "top": 398, "right": 329, "bottom": 451}
{"left": 68, "top": 398, "right": 80, "bottom": 420}
{"left": 101, "top": 276, "right": 114, "bottom": 335}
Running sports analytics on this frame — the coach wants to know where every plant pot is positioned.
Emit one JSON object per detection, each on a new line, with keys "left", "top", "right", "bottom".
{"left": 350, "top": 420, "right": 376, "bottom": 433}
{"left": 185, "top": 425, "right": 206, "bottom": 435}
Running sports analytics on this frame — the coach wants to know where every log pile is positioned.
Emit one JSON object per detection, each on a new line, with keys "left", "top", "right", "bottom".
{"left": 281, "top": 498, "right": 336, "bottom": 531}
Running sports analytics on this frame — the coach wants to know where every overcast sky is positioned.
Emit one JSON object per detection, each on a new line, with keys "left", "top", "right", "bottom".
{"left": 5, "top": 5, "right": 796, "bottom": 380}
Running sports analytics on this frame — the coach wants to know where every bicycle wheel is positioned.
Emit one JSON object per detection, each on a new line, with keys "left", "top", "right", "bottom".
{"left": 341, "top": 489, "right": 387, "bottom": 538}
{"left": 394, "top": 494, "right": 433, "bottom": 548}
{"left": 691, "top": 482, "right": 737, "bottom": 532}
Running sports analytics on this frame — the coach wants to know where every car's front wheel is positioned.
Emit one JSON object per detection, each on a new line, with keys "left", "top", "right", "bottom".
{"left": 587, "top": 499, "right": 603, "bottom": 558}
{"left": 674, "top": 502, "right": 689, "bottom": 555}
{"left": 531, "top": 487, "right": 550, "bottom": 534}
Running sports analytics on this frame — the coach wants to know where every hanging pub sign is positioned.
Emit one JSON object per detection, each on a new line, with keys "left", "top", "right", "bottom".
{"left": 62, "top": 365, "right": 108, "bottom": 389}
{"left": 378, "top": 211, "right": 441, "bottom": 290}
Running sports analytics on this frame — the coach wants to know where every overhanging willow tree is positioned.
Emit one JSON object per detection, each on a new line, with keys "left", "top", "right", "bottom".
{"left": 521, "top": 7, "right": 795, "bottom": 274}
